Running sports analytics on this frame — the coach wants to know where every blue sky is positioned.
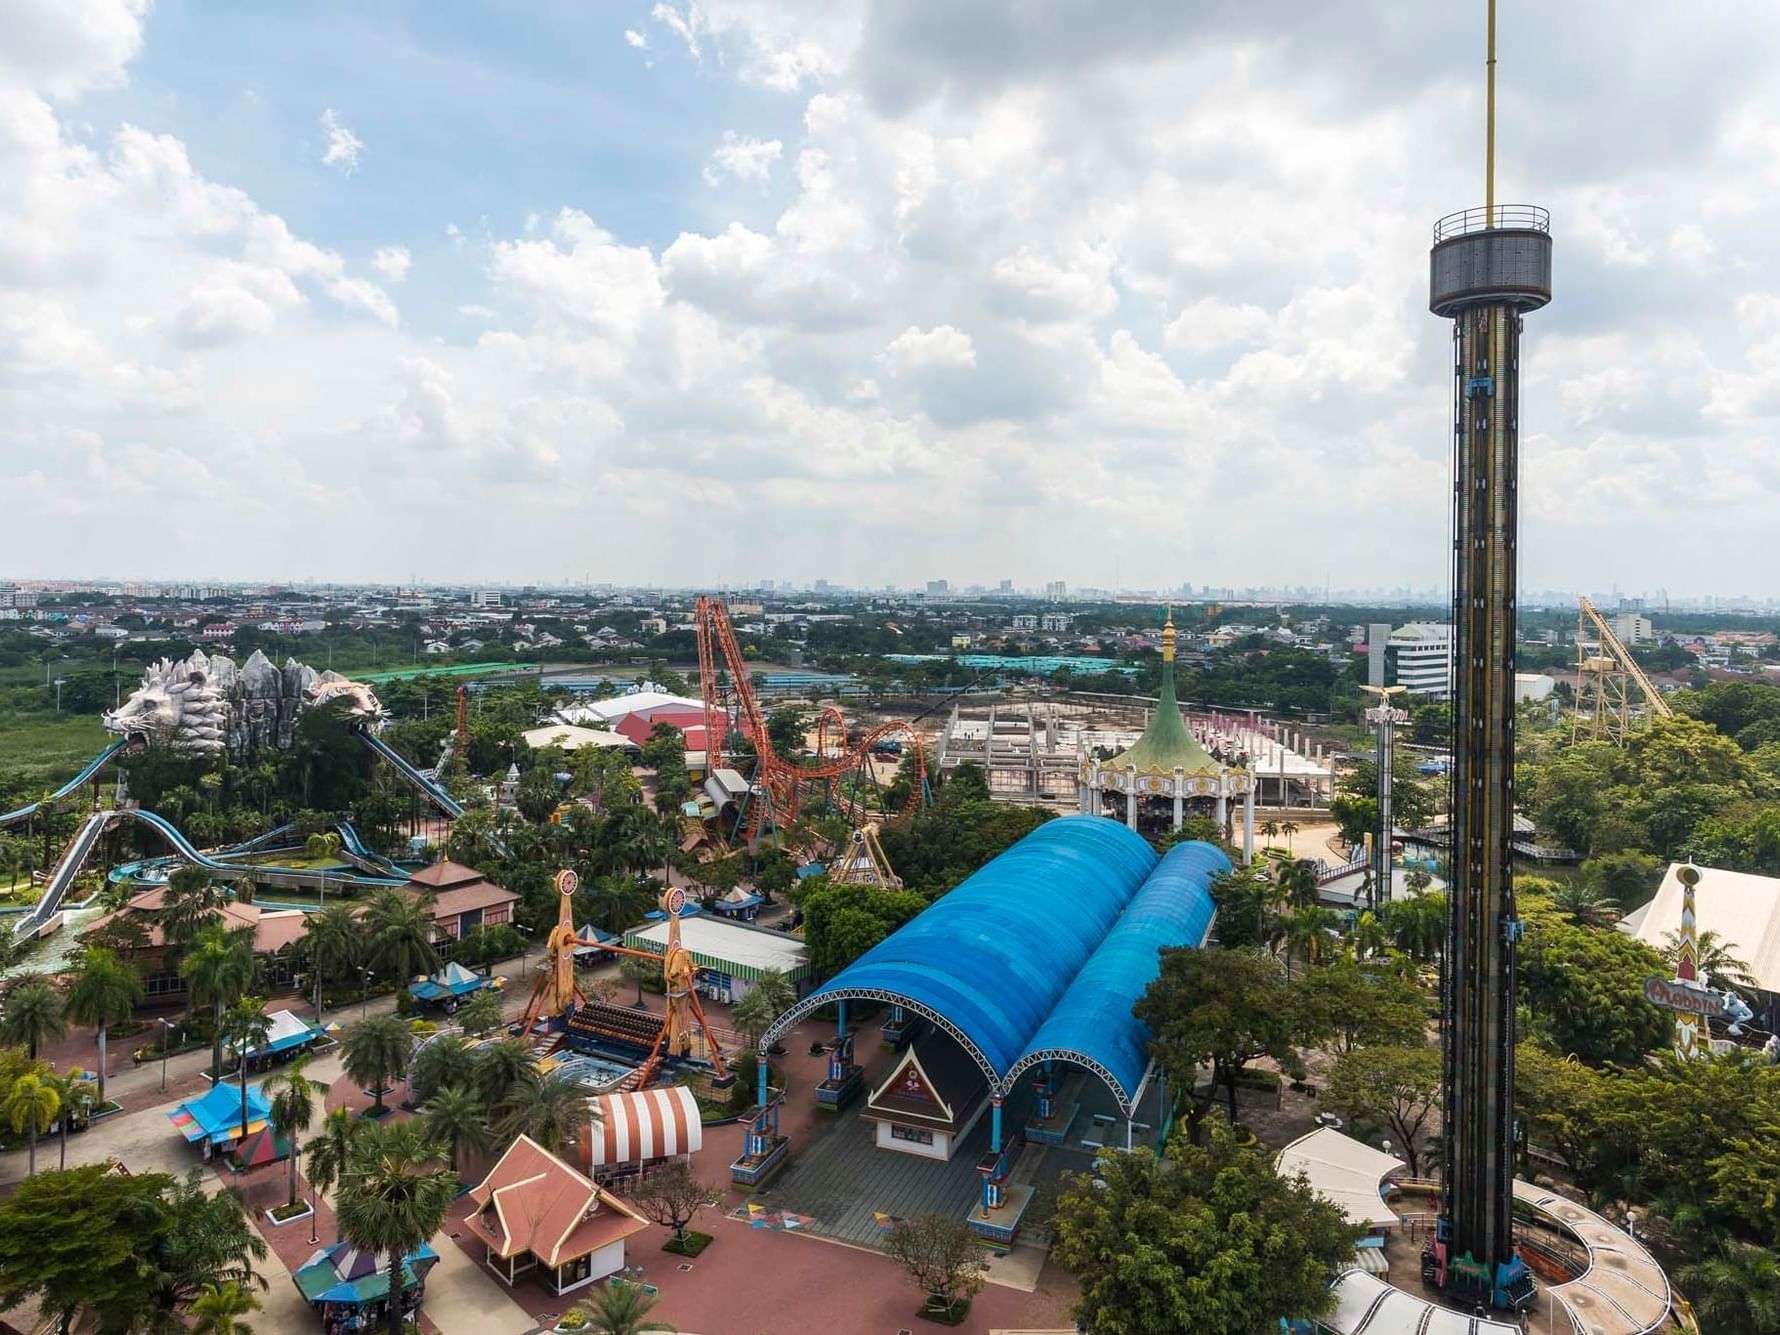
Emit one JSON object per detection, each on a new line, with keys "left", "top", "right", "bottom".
{"left": 7, "top": 1, "right": 1780, "bottom": 594}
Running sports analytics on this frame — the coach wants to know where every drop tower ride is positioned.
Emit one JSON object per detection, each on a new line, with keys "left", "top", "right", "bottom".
{"left": 1424, "top": 0, "right": 1547, "bottom": 1312}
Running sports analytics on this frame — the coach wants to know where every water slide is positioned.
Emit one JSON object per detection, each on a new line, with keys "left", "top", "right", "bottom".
{"left": 356, "top": 728, "right": 464, "bottom": 819}
{"left": 115, "top": 809, "right": 408, "bottom": 892}
{"left": 335, "top": 821, "right": 407, "bottom": 877}
{"left": 0, "top": 739, "right": 130, "bottom": 829}
{"left": 10, "top": 810, "right": 113, "bottom": 938}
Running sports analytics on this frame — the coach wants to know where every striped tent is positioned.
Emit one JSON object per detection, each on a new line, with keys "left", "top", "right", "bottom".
{"left": 583, "top": 1085, "right": 702, "bottom": 1175}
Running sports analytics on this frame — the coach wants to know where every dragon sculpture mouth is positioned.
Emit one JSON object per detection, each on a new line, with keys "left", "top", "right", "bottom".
{"left": 103, "top": 649, "right": 382, "bottom": 757}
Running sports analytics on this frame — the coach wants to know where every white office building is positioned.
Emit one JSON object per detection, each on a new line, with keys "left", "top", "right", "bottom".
{"left": 1390, "top": 622, "right": 1453, "bottom": 699}
{"left": 1610, "top": 613, "right": 1653, "bottom": 646}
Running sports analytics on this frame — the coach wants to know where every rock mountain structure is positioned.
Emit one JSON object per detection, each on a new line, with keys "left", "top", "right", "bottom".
{"left": 104, "top": 649, "right": 382, "bottom": 757}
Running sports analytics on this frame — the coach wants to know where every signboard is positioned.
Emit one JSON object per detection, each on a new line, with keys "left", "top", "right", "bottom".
{"left": 1644, "top": 975, "right": 1734, "bottom": 1019}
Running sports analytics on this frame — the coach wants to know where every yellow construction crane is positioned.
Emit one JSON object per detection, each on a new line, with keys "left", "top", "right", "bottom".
{"left": 1573, "top": 596, "right": 1672, "bottom": 744}
{"left": 829, "top": 823, "right": 902, "bottom": 890}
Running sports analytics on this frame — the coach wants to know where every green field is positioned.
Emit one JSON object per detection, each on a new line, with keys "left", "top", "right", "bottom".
{"left": 0, "top": 712, "right": 111, "bottom": 786}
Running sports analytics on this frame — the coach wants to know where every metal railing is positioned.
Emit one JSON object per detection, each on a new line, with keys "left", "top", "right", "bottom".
{"left": 1433, "top": 204, "right": 1551, "bottom": 242}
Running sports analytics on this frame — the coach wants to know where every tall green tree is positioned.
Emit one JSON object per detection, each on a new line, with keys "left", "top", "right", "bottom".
{"left": 334, "top": 1118, "right": 458, "bottom": 1335}
{"left": 1325, "top": 1044, "right": 1441, "bottom": 1177}
{"left": 494, "top": 1070, "right": 595, "bottom": 1158}
{"left": 570, "top": 1278, "right": 674, "bottom": 1335}
{"left": 362, "top": 889, "right": 440, "bottom": 982}
{"left": 305, "top": 901, "right": 364, "bottom": 1016}
{"left": 180, "top": 922, "right": 256, "bottom": 1080}
{"left": 342, "top": 1013, "right": 412, "bottom": 1116}
{"left": 3, "top": 1071, "right": 59, "bottom": 1177}
{"left": 1679, "top": 1242, "right": 1780, "bottom": 1335}
{"left": 408, "top": 1033, "right": 476, "bottom": 1104}
{"left": 266, "top": 1054, "right": 319, "bottom": 1212}
{"left": 1050, "top": 1127, "right": 1358, "bottom": 1335}
{"left": 1136, "top": 948, "right": 1301, "bottom": 1140}
{"left": 419, "top": 1083, "right": 491, "bottom": 1174}
{"left": 61, "top": 946, "right": 142, "bottom": 1107}
{"left": 304, "top": 1107, "right": 363, "bottom": 1244}
{"left": 1292, "top": 956, "right": 1426, "bottom": 1061}
{"left": 0, "top": 974, "right": 68, "bottom": 1059}
{"left": 191, "top": 1280, "right": 261, "bottom": 1335}
{"left": 1520, "top": 919, "right": 1671, "bottom": 1065}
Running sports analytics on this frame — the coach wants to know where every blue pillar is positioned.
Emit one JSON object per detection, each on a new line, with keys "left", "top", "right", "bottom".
{"left": 991, "top": 1097, "right": 1003, "bottom": 1154}
{"left": 836, "top": 1000, "right": 847, "bottom": 1039}
{"left": 757, "top": 1054, "right": 768, "bottom": 1107}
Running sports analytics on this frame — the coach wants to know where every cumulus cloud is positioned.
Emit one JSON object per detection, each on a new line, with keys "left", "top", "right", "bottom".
{"left": 371, "top": 245, "right": 411, "bottom": 282}
{"left": 10, "top": 0, "right": 1780, "bottom": 592}
{"left": 882, "top": 324, "right": 976, "bottom": 373}
{"left": 624, "top": 29, "right": 648, "bottom": 50}
{"left": 319, "top": 108, "right": 362, "bottom": 174}
{"left": 702, "top": 131, "right": 782, "bottom": 186}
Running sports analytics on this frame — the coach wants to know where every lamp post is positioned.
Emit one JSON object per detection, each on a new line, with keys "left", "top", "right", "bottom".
{"left": 360, "top": 965, "right": 372, "bottom": 1020}
{"left": 157, "top": 1017, "right": 174, "bottom": 1093}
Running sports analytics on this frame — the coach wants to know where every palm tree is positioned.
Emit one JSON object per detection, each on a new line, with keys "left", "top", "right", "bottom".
{"left": 408, "top": 1033, "right": 477, "bottom": 1104}
{"left": 471, "top": 1037, "right": 536, "bottom": 1114}
{"left": 4, "top": 1071, "right": 59, "bottom": 1176}
{"left": 334, "top": 1118, "right": 458, "bottom": 1335}
{"left": 305, "top": 901, "right": 363, "bottom": 1020}
{"left": 363, "top": 889, "right": 440, "bottom": 984}
{"left": 0, "top": 974, "right": 68, "bottom": 1058}
{"left": 730, "top": 986, "right": 775, "bottom": 1052}
{"left": 140, "top": 1169, "right": 269, "bottom": 1319}
{"left": 158, "top": 865, "right": 228, "bottom": 952}
{"left": 61, "top": 946, "right": 143, "bottom": 1106}
{"left": 584, "top": 871, "right": 657, "bottom": 935}
{"left": 1350, "top": 909, "right": 1388, "bottom": 960}
{"left": 420, "top": 1083, "right": 491, "bottom": 1174}
{"left": 221, "top": 995, "right": 273, "bottom": 1140}
{"left": 1379, "top": 890, "right": 1446, "bottom": 964}
{"left": 181, "top": 922, "right": 256, "bottom": 1080}
{"left": 1284, "top": 906, "right": 1342, "bottom": 975}
{"left": 266, "top": 1054, "right": 319, "bottom": 1211}
{"left": 190, "top": 1280, "right": 261, "bottom": 1334}
{"left": 571, "top": 1278, "right": 676, "bottom": 1335}
{"left": 45, "top": 1071, "right": 96, "bottom": 1170}
{"left": 344, "top": 1013, "right": 413, "bottom": 1116}
{"left": 305, "top": 1107, "right": 363, "bottom": 1243}
{"left": 456, "top": 986, "right": 506, "bottom": 1038}
{"left": 620, "top": 955, "right": 660, "bottom": 1007}
{"left": 1277, "top": 858, "right": 1320, "bottom": 912}
{"left": 1679, "top": 1241, "right": 1780, "bottom": 1335}
{"left": 1663, "top": 929, "right": 1758, "bottom": 992}
{"left": 1259, "top": 819, "right": 1280, "bottom": 849}
{"left": 494, "top": 1070, "right": 595, "bottom": 1158}
{"left": 1279, "top": 819, "right": 1299, "bottom": 853}
{"left": 1551, "top": 878, "right": 1622, "bottom": 927}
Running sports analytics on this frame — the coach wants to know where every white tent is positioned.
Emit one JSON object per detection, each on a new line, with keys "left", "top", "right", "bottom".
{"left": 1275, "top": 1126, "right": 1405, "bottom": 1230}
{"left": 1627, "top": 862, "right": 1780, "bottom": 993}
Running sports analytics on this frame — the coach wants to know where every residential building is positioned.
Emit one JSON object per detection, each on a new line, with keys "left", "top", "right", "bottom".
{"left": 470, "top": 589, "right": 502, "bottom": 608}
{"left": 1010, "top": 614, "right": 1039, "bottom": 631}
{"left": 1610, "top": 613, "right": 1654, "bottom": 646}
{"left": 1389, "top": 622, "right": 1453, "bottom": 699}
{"left": 1040, "top": 611, "right": 1073, "bottom": 632}
{"left": 83, "top": 890, "right": 307, "bottom": 1001}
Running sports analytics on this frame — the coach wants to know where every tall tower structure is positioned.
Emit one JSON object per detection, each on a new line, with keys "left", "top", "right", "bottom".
{"left": 1425, "top": 1, "right": 1547, "bottom": 1312}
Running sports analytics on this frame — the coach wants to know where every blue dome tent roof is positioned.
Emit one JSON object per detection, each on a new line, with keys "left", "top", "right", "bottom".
{"left": 1003, "top": 840, "right": 1230, "bottom": 1111}
{"left": 768, "top": 816, "right": 1157, "bottom": 1081}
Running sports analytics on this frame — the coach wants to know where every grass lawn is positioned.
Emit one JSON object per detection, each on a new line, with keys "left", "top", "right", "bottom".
{"left": 0, "top": 711, "right": 112, "bottom": 787}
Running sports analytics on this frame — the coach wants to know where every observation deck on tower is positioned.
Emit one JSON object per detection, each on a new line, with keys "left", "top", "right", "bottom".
{"left": 1429, "top": 204, "right": 1552, "bottom": 316}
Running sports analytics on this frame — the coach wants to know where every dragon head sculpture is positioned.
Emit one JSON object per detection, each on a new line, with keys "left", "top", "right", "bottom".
{"left": 104, "top": 652, "right": 382, "bottom": 756}
{"left": 103, "top": 654, "right": 231, "bottom": 756}
{"left": 308, "top": 670, "right": 383, "bottom": 722}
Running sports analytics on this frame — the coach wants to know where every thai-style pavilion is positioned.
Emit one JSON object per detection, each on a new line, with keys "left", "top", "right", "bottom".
{"left": 1076, "top": 611, "right": 1255, "bottom": 856}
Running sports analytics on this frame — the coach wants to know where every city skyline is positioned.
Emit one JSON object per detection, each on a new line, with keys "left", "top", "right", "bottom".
{"left": 5, "top": 3, "right": 1780, "bottom": 590}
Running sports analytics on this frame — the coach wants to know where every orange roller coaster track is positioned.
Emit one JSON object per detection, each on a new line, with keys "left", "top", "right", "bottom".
{"left": 695, "top": 595, "right": 928, "bottom": 841}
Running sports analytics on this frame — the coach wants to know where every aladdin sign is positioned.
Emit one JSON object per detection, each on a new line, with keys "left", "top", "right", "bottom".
{"left": 1644, "top": 976, "right": 1736, "bottom": 1019}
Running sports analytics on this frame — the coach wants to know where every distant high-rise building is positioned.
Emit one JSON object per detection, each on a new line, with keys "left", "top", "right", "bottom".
{"left": 998, "top": 579, "right": 1014, "bottom": 593}
{"left": 1366, "top": 623, "right": 1391, "bottom": 687}
{"left": 926, "top": 579, "right": 950, "bottom": 596}
{"left": 814, "top": 579, "right": 832, "bottom": 593}
{"left": 1044, "top": 580, "right": 1067, "bottom": 601}
{"left": 1610, "top": 613, "right": 1653, "bottom": 646}
{"left": 1389, "top": 622, "right": 1453, "bottom": 698}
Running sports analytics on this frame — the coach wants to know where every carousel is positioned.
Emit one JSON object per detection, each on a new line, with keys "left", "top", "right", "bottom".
{"left": 1077, "top": 611, "right": 1256, "bottom": 856}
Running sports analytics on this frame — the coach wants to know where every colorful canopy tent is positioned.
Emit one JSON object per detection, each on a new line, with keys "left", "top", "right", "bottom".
{"left": 409, "top": 960, "right": 491, "bottom": 1003}
{"left": 581, "top": 1085, "right": 703, "bottom": 1176}
{"left": 294, "top": 1241, "right": 439, "bottom": 1329}
{"left": 168, "top": 1081, "right": 270, "bottom": 1145}
{"left": 229, "top": 1008, "right": 322, "bottom": 1059}
{"left": 573, "top": 923, "right": 617, "bottom": 960}
{"left": 229, "top": 1124, "right": 289, "bottom": 1170}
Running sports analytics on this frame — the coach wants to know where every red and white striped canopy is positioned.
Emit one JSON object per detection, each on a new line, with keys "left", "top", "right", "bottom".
{"left": 586, "top": 1085, "right": 703, "bottom": 1168}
